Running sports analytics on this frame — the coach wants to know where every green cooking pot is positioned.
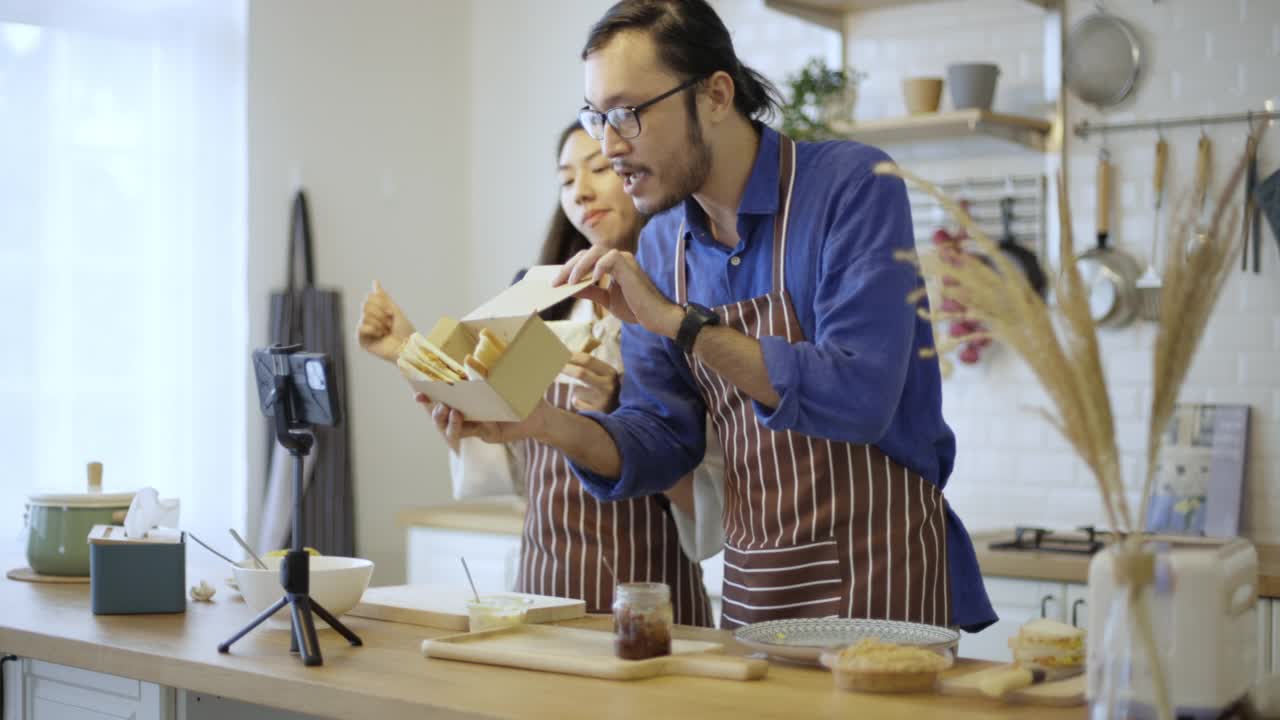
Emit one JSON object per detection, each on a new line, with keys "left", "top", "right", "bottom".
{"left": 25, "top": 491, "right": 135, "bottom": 576}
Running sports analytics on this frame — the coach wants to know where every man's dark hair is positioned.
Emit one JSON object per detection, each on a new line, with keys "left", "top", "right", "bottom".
{"left": 582, "top": 0, "right": 781, "bottom": 123}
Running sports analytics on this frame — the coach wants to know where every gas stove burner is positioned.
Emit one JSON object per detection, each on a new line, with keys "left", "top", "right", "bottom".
{"left": 988, "top": 525, "right": 1106, "bottom": 555}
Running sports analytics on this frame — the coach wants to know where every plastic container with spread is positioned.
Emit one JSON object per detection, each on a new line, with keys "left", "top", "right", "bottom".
{"left": 612, "top": 582, "right": 672, "bottom": 660}
{"left": 466, "top": 596, "right": 528, "bottom": 632}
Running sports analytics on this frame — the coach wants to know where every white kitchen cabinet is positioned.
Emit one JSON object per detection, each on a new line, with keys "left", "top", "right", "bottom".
{"left": 9, "top": 658, "right": 172, "bottom": 720}
{"left": 963, "top": 578, "right": 1090, "bottom": 662}
{"left": 1065, "top": 582, "right": 1090, "bottom": 636}
{"left": 406, "top": 526, "right": 521, "bottom": 591}
{"left": 962, "top": 577, "right": 1070, "bottom": 662}
{"left": 3, "top": 654, "right": 20, "bottom": 720}
{"left": 177, "top": 691, "right": 318, "bottom": 720}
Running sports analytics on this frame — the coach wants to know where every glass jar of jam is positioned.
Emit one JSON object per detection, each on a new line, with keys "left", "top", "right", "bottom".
{"left": 612, "top": 582, "right": 672, "bottom": 660}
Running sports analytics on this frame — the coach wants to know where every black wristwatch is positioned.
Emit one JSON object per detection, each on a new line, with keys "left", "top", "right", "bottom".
{"left": 676, "top": 302, "right": 720, "bottom": 353}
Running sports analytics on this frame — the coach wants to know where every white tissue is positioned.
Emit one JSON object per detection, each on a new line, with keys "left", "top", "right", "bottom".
{"left": 123, "top": 487, "right": 181, "bottom": 539}
{"left": 147, "top": 527, "right": 182, "bottom": 542}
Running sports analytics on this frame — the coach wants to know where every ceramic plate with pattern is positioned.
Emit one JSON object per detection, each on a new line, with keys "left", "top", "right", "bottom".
{"left": 733, "top": 618, "right": 960, "bottom": 664}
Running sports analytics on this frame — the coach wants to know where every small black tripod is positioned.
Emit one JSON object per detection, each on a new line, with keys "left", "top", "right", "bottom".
{"left": 218, "top": 344, "right": 361, "bottom": 666}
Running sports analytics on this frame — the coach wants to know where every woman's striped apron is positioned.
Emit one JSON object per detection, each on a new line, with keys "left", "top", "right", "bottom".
{"left": 516, "top": 381, "right": 713, "bottom": 627}
{"left": 675, "top": 135, "right": 951, "bottom": 629}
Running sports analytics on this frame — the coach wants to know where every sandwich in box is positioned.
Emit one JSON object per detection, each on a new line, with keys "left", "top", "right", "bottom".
{"left": 396, "top": 265, "right": 597, "bottom": 422}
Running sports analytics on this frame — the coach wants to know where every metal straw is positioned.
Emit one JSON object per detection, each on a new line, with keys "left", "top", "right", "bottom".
{"left": 460, "top": 557, "right": 480, "bottom": 602}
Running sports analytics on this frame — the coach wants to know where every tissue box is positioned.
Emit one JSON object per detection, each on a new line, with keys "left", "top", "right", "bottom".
{"left": 88, "top": 525, "right": 186, "bottom": 615}
{"left": 404, "top": 266, "right": 595, "bottom": 421}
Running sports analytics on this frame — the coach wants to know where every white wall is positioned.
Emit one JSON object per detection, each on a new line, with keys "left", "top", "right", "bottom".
{"left": 247, "top": 0, "right": 618, "bottom": 584}
{"left": 715, "top": 0, "right": 1280, "bottom": 542}
{"left": 248, "top": 0, "right": 472, "bottom": 585}
{"left": 465, "top": 0, "right": 616, "bottom": 307}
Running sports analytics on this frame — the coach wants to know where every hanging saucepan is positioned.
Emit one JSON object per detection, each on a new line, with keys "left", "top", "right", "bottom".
{"left": 1075, "top": 152, "right": 1141, "bottom": 327}
{"left": 1066, "top": 3, "right": 1143, "bottom": 108}
{"left": 997, "top": 197, "right": 1047, "bottom": 298}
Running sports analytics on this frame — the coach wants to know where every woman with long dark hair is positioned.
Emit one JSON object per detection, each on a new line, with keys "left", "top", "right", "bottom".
{"left": 358, "top": 122, "right": 721, "bottom": 626}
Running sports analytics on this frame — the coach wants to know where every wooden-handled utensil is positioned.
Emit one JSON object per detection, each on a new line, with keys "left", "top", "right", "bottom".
{"left": 979, "top": 663, "right": 1085, "bottom": 699}
{"left": 1194, "top": 133, "right": 1212, "bottom": 217}
{"left": 1077, "top": 150, "right": 1141, "bottom": 327}
{"left": 941, "top": 663, "right": 1086, "bottom": 706}
{"left": 1137, "top": 137, "right": 1168, "bottom": 320}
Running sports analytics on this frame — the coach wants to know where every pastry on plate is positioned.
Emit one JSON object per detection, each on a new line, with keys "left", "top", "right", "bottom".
{"left": 827, "top": 637, "right": 951, "bottom": 693}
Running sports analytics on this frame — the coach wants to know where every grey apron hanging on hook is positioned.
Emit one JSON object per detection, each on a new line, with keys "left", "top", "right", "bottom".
{"left": 257, "top": 190, "right": 355, "bottom": 556}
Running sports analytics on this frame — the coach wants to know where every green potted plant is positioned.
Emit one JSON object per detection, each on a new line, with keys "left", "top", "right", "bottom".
{"left": 780, "top": 57, "right": 866, "bottom": 141}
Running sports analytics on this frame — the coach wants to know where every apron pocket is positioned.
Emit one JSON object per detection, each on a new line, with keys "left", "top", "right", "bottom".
{"left": 720, "top": 538, "right": 844, "bottom": 627}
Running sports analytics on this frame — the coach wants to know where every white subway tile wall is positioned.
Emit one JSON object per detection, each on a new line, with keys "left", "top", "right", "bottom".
{"left": 713, "top": 0, "right": 1280, "bottom": 541}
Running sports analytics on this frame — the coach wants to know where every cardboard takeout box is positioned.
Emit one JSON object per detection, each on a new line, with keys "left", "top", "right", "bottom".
{"left": 406, "top": 265, "right": 595, "bottom": 421}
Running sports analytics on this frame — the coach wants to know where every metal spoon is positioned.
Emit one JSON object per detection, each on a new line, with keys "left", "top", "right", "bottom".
{"left": 187, "top": 532, "right": 236, "bottom": 567}
{"left": 228, "top": 528, "right": 268, "bottom": 569}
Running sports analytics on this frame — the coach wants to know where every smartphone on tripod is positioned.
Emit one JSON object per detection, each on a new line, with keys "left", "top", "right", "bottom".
{"left": 224, "top": 345, "right": 358, "bottom": 667}
{"left": 251, "top": 348, "right": 341, "bottom": 428}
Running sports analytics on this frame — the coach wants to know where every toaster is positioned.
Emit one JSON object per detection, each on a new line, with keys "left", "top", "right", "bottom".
{"left": 1086, "top": 537, "right": 1258, "bottom": 719}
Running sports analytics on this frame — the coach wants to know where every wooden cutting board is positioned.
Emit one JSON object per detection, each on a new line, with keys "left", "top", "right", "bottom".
{"left": 940, "top": 664, "right": 1085, "bottom": 706}
{"left": 348, "top": 584, "right": 585, "bottom": 631}
{"left": 421, "top": 624, "right": 768, "bottom": 681}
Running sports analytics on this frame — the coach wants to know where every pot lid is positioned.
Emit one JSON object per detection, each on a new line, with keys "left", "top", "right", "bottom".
{"left": 27, "top": 490, "right": 136, "bottom": 508}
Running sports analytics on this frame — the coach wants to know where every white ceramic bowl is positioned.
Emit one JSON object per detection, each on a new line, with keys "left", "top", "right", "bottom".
{"left": 231, "top": 555, "right": 374, "bottom": 629}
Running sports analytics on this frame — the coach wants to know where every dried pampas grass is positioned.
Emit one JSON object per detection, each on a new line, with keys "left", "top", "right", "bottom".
{"left": 875, "top": 129, "right": 1260, "bottom": 720}
{"left": 1141, "top": 134, "right": 1256, "bottom": 519}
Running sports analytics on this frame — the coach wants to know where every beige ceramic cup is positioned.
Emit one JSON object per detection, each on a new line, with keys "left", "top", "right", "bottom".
{"left": 903, "top": 77, "right": 944, "bottom": 115}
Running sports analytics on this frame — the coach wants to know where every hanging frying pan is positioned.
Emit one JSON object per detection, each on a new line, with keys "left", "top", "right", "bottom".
{"left": 997, "top": 197, "right": 1047, "bottom": 298}
{"left": 1066, "top": 3, "right": 1143, "bottom": 108}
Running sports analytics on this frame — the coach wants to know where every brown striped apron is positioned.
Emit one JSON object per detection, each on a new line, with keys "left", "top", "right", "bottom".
{"left": 676, "top": 135, "right": 952, "bottom": 629}
{"left": 516, "top": 381, "right": 713, "bottom": 627}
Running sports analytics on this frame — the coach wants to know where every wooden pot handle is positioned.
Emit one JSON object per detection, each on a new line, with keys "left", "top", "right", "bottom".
{"left": 1194, "top": 135, "right": 1212, "bottom": 213}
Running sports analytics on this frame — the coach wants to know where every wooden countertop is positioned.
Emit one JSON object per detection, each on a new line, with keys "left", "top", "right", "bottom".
{"left": 397, "top": 498, "right": 526, "bottom": 536}
{"left": 0, "top": 549, "right": 1081, "bottom": 720}
{"left": 971, "top": 530, "right": 1280, "bottom": 599}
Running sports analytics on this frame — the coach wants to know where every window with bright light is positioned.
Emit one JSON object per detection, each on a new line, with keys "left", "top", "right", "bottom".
{"left": 0, "top": 0, "right": 248, "bottom": 542}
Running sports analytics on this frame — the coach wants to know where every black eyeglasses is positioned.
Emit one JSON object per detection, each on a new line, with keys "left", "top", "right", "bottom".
{"left": 578, "top": 76, "right": 703, "bottom": 141}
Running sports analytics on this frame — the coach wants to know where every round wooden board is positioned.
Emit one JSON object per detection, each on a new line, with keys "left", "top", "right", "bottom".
{"left": 6, "top": 567, "right": 90, "bottom": 584}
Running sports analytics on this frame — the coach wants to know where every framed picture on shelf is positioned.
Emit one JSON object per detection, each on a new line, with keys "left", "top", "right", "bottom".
{"left": 1144, "top": 404, "right": 1250, "bottom": 537}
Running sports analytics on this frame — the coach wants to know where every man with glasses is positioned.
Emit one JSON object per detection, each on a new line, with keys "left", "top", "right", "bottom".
{"left": 432, "top": 0, "right": 996, "bottom": 633}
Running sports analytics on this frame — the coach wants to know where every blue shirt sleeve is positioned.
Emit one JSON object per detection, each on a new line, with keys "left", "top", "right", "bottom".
{"left": 570, "top": 234, "right": 708, "bottom": 502}
{"left": 754, "top": 159, "right": 920, "bottom": 444}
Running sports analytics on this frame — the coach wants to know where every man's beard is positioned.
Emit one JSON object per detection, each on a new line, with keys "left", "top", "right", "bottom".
{"left": 634, "top": 115, "right": 712, "bottom": 216}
